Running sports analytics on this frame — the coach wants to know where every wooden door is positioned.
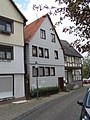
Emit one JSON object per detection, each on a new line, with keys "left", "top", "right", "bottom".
{"left": 58, "top": 77, "right": 64, "bottom": 91}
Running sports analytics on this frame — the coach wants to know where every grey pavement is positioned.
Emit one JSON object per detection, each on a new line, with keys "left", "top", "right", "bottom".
{"left": 0, "top": 91, "right": 71, "bottom": 120}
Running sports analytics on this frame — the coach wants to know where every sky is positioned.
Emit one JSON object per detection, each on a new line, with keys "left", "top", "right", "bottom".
{"left": 14, "top": 0, "right": 78, "bottom": 42}
{"left": 14, "top": 0, "right": 88, "bottom": 57}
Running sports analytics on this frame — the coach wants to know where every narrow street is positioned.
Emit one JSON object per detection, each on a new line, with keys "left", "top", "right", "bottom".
{"left": 21, "top": 86, "right": 88, "bottom": 120}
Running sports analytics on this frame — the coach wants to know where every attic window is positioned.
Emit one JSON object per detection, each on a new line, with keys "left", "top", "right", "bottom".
{"left": 40, "top": 29, "right": 46, "bottom": 39}
{"left": 0, "top": 17, "right": 13, "bottom": 34}
{"left": 51, "top": 33, "right": 55, "bottom": 43}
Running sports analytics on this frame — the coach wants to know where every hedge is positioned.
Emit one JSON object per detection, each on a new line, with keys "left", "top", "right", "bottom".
{"left": 30, "top": 86, "right": 59, "bottom": 98}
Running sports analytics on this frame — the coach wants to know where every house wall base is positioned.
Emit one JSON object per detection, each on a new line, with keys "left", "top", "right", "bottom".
{"left": 66, "top": 80, "right": 83, "bottom": 91}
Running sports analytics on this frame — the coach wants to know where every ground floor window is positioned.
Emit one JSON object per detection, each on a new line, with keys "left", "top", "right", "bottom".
{"left": 51, "top": 67, "right": 55, "bottom": 76}
{"left": 32, "top": 66, "right": 55, "bottom": 77}
{"left": 32, "top": 66, "right": 38, "bottom": 77}
{"left": 39, "top": 67, "right": 44, "bottom": 76}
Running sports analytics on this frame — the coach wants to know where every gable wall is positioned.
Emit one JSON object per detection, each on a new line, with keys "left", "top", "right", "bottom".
{"left": 26, "top": 17, "right": 65, "bottom": 89}
{"left": 0, "top": 0, "right": 24, "bottom": 46}
{"left": 29, "top": 17, "right": 64, "bottom": 66}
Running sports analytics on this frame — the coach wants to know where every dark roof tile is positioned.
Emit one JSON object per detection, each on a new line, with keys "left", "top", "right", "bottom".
{"left": 60, "top": 40, "right": 83, "bottom": 58}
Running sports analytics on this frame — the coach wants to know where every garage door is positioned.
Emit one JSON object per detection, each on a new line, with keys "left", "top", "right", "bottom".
{"left": 0, "top": 75, "right": 13, "bottom": 99}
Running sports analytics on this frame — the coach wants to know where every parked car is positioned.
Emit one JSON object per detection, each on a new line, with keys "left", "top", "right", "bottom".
{"left": 83, "top": 78, "right": 90, "bottom": 84}
{"left": 87, "top": 78, "right": 90, "bottom": 84}
{"left": 77, "top": 88, "right": 90, "bottom": 120}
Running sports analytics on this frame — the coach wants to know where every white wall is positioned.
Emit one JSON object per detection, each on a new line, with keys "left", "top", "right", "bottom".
{"left": 14, "top": 74, "right": 25, "bottom": 98}
{"left": 26, "top": 16, "right": 65, "bottom": 90}
{"left": 0, "top": 45, "right": 24, "bottom": 74}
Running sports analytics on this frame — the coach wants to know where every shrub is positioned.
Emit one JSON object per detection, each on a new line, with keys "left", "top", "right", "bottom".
{"left": 30, "top": 86, "right": 59, "bottom": 98}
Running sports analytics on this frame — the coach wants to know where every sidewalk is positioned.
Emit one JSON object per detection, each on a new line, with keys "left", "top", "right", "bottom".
{"left": 0, "top": 91, "right": 70, "bottom": 120}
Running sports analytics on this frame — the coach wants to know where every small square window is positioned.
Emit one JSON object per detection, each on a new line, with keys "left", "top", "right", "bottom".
{"left": 51, "top": 67, "right": 55, "bottom": 76}
{"left": 39, "top": 67, "right": 44, "bottom": 77}
{"left": 45, "top": 49, "right": 49, "bottom": 58}
{"left": 51, "top": 33, "right": 55, "bottom": 43}
{"left": 32, "top": 46, "right": 37, "bottom": 57}
{"left": 45, "top": 67, "right": 50, "bottom": 76}
{"left": 54, "top": 50, "right": 58, "bottom": 59}
{"left": 40, "top": 29, "right": 46, "bottom": 39}
{"left": 39, "top": 47, "right": 44, "bottom": 57}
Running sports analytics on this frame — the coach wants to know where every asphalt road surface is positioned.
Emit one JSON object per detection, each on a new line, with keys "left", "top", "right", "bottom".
{"left": 22, "top": 86, "right": 88, "bottom": 120}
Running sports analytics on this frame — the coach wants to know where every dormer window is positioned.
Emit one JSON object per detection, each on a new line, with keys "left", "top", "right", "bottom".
{"left": 0, "top": 17, "right": 13, "bottom": 34}
{"left": 40, "top": 29, "right": 46, "bottom": 39}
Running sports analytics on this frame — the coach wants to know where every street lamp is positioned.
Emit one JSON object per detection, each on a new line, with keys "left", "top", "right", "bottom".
{"left": 35, "top": 61, "right": 39, "bottom": 99}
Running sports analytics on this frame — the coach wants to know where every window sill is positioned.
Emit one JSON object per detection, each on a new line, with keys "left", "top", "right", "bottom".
{"left": 55, "top": 58, "right": 59, "bottom": 60}
{"left": 0, "top": 59, "right": 12, "bottom": 62}
{"left": 0, "top": 31, "right": 11, "bottom": 35}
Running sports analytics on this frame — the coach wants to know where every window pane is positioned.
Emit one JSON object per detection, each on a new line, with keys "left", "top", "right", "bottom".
{"left": 40, "top": 29, "right": 46, "bottom": 39}
{"left": 51, "top": 33, "right": 55, "bottom": 42}
{"left": 45, "top": 49, "right": 49, "bottom": 58}
{"left": 0, "top": 51, "right": 5, "bottom": 59}
{"left": 39, "top": 67, "right": 44, "bottom": 76}
{"left": 6, "top": 24, "right": 11, "bottom": 32}
{"left": 39, "top": 47, "right": 43, "bottom": 57}
{"left": 54, "top": 50, "right": 58, "bottom": 59}
{"left": 45, "top": 67, "right": 50, "bottom": 76}
{"left": 51, "top": 67, "right": 55, "bottom": 76}
{"left": 32, "top": 46, "right": 37, "bottom": 57}
{"left": 32, "top": 66, "right": 38, "bottom": 77}
{"left": 7, "top": 52, "right": 12, "bottom": 59}
{"left": 0, "top": 24, "right": 5, "bottom": 31}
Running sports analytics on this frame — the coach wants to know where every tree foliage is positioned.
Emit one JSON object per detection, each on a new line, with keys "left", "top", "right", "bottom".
{"left": 82, "top": 58, "right": 90, "bottom": 78}
{"left": 33, "top": 0, "right": 90, "bottom": 53}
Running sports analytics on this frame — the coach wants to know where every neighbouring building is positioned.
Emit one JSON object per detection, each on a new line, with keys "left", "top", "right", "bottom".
{"left": 24, "top": 14, "right": 65, "bottom": 92}
{"left": 0, "top": 0, "right": 27, "bottom": 100}
{"left": 60, "top": 40, "right": 83, "bottom": 90}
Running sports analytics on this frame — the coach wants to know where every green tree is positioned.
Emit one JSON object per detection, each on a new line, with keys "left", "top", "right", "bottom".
{"left": 33, "top": 0, "right": 90, "bottom": 53}
{"left": 82, "top": 58, "right": 90, "bottom": 78}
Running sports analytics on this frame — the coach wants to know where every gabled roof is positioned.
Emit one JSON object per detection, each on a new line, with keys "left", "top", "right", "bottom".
{"left": 24, "top": 14, "right": 63, "bottom": 49}
{"left": 10, "top": 0, "right": 27, "bottom": 24}
{"left": 60, "top": 40, "right": 83, "bottom": 58}
{"left": 24, "top": 14, "right": 46, "bottom": 42}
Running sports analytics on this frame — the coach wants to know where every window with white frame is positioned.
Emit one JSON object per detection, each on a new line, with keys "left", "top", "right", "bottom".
{"left": 40, "top": 29, "right": 46, "bottom": 39}
{"left": 45, "top": 67, "right": 50, "bottom": 76}
{"left": 0, "top": 45, "right": 13, "bottom": 60}
{"left": 44, "top": 48, "right": 49, "bottom": 58}
{"left": 51, "top": 67, "right": 55, "bottom": 76}
{"left": 51, "top": 33, "right": 55, "bottom": 43}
